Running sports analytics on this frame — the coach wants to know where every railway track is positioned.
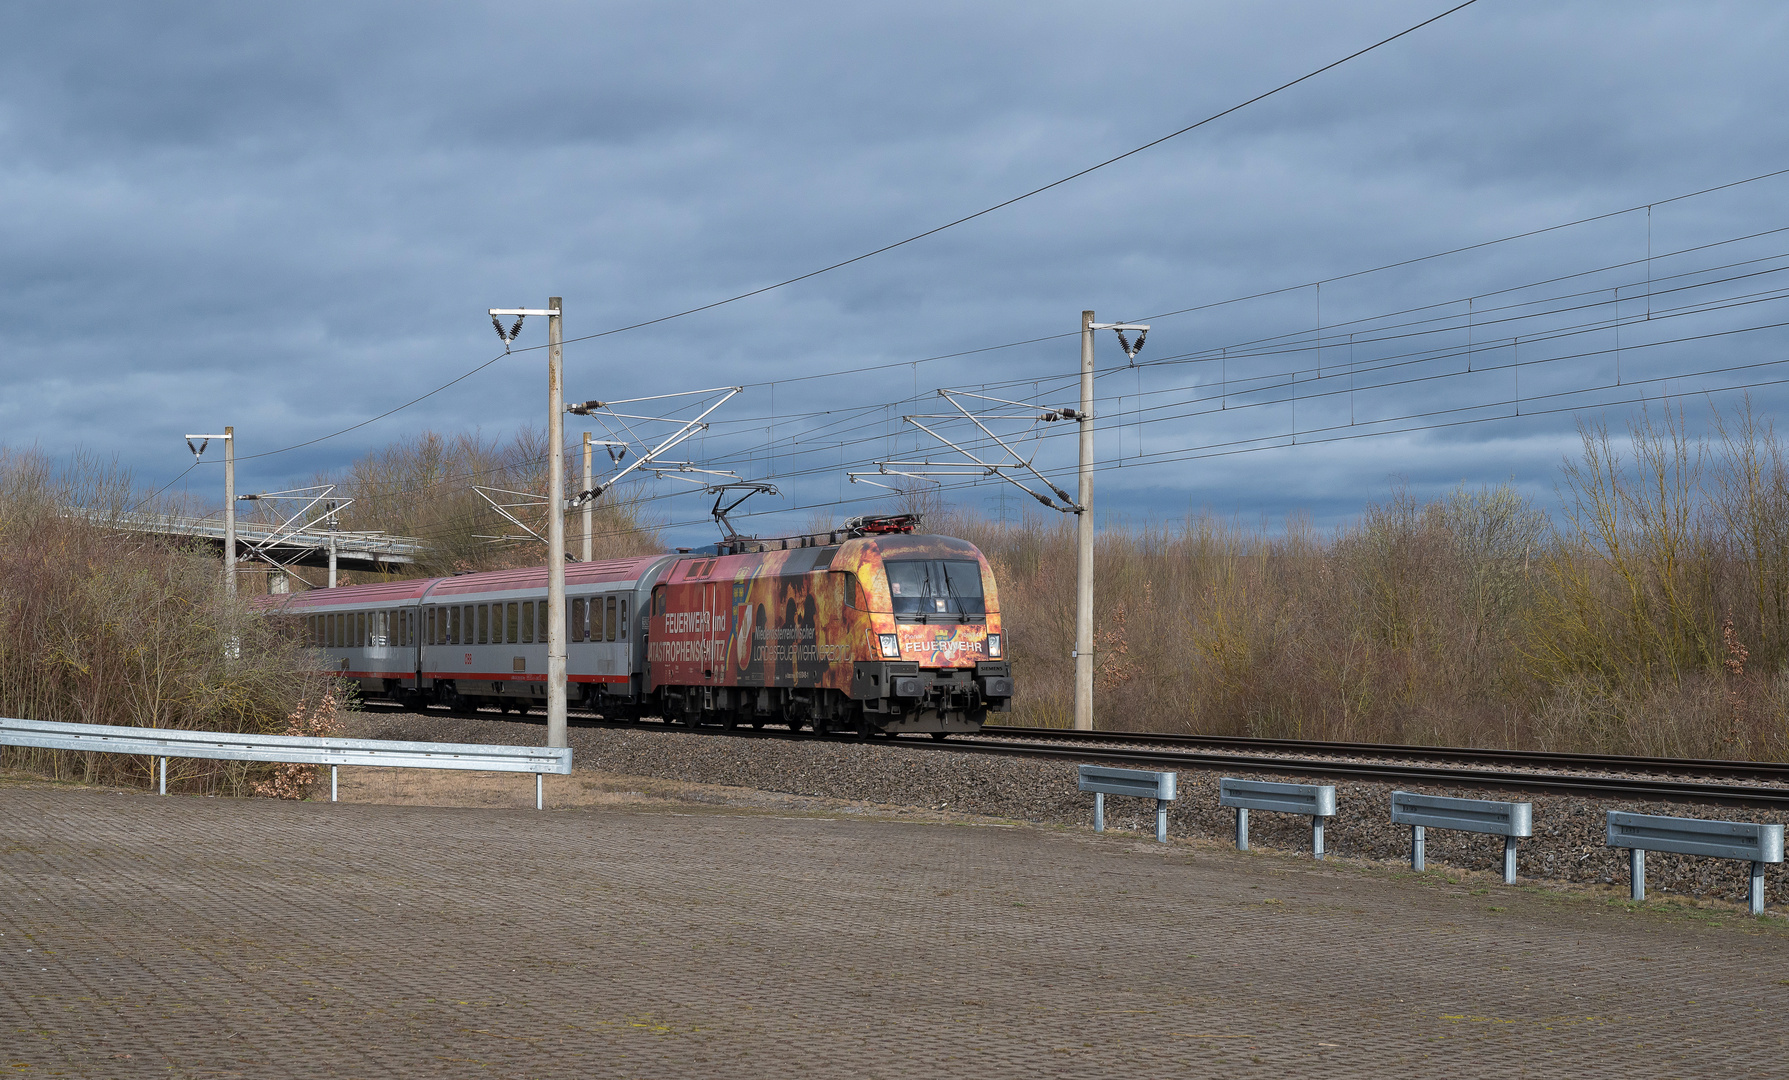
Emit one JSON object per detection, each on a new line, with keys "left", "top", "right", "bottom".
{"left": 366, "top": 701, "right": 1789, "bottom": 808}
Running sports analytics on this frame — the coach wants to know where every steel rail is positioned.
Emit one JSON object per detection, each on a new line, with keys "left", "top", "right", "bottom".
{"left": 978, "top": 725, "right": 1789, "bottom": 782}
{"left": 370, "top": 701, "right": 1789, "bottom": 808}
{"left": 928, "top": 736, "right": 1789, "bottom": 809}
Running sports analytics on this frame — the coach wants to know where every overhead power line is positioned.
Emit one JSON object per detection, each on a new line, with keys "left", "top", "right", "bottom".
{"left": 220, "top": 1, "right": 1482, "bottom": 468}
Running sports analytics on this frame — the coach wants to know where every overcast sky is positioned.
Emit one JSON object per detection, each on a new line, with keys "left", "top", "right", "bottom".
{"left": 5, "top": 0, "right": 1788, "bottom": 545}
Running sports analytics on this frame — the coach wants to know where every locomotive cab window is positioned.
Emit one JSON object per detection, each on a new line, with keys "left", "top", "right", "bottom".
{"left": 884, "top": 559, "right": 986, "bottom": 617}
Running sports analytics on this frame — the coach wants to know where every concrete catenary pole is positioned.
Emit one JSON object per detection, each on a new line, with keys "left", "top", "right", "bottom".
{"left": 546, "top": 297, "right": 568, "bottom": 749}
{"left": 582, "top": 431, "right": 593, "bottom": 562}
{"left": 223, "top": 426, "right": 236, "bottom": 599}
{"left": 1074, "top": 311, "right": 1095, "bottom": 731}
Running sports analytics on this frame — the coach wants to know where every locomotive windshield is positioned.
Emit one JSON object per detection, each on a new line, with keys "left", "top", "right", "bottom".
{"left": 884, "top": 559, "right": 986, "bottom": 616}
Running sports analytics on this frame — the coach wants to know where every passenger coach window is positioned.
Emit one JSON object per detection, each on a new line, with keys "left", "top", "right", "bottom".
{"left": 506, "top": 602, "right": 519, "bottom": 643}
{"left": 522, "top": 602, "right": 535, "bottom": 643}
{"left": 537, "top": 601, "right": 548, "bottom": 643}
{"left": 605, "top": 596, "right": 617, "bottom": 641}
{"left": 619, "top": 599, "right": 628, "bottom": 640}
{"left": 477, "top": 605, "right": 488, "bottom": 644}
{"left": 569, "top": 598, "right": 583, "bottom": 642}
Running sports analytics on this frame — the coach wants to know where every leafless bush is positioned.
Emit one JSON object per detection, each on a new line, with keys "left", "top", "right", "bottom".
{"left": 966, "top": 399, "right": 1789, "bottom": 759}
{"left": 277, "top": 426, "right": 662, "bottom": 583}
{"left": 0, "top": 449, "right": 342, "bottom": 793}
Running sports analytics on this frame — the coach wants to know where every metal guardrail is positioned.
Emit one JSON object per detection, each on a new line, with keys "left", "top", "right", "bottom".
{"left": 1219, "top": 778, "right": 1337, "bottom": 859}
{"left": 1077, "top": 765, "right": 1176, "bottom": 842}
{"left": 0, "top": 717, "right": 571, "bottom": 810}
{"left": 1390, "top": 791, "right": 1533, "bottom": 884}
{"left": 1607, "top": 810, "right": 1784, "bottom": 915}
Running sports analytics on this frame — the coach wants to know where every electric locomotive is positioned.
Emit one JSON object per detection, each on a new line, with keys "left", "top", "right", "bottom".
{"left": 259, "top": 515, "right": 1013, "bottom": 737}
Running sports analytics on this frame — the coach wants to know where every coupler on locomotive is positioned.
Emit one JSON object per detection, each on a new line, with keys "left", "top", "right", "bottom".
{"left": 849, "top": 659, "right": 1013, "bottom": 735}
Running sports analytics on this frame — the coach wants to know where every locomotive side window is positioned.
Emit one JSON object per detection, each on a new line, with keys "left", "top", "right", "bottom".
{"left": 884, "top": 559, "right": 986, "bottom": 616}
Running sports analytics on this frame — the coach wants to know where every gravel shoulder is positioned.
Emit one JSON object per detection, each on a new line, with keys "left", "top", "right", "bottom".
{"left": 341, "top": 708, "right": 1789, "bottom": 917}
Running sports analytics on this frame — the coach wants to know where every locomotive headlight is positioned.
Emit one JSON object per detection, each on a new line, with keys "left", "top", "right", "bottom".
{"left": 878, "top": 633, "right": 900, "bottom": 658}
{"left": 987, "top": 633, "right": 1001, "bottom": 658}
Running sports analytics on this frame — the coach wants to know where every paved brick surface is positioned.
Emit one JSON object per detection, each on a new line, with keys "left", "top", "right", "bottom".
{"left": 3, "top": 781, "right": 1788, "bottom": 1078}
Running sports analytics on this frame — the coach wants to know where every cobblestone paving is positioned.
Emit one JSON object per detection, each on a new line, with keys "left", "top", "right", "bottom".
{"left": 3, "top": 781, "right": 1788, "bottom": 1078}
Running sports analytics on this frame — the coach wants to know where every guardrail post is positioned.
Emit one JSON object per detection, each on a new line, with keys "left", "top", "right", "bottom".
{"left": 159, "top": 757, "right": 167, "bottom": 796}
{"left": 537, "top": 772, "right": 544, "bottom": 811}
{"left": 1312, "top": 816, "right": 1326, "bottom": 860}
{"left": 1411, "top": 824, "right": 1425, "bottom": 871}
{"left": 1094, "top": 792, "right": 1105, "bottom": 833}
{"left": 1155, "top": 799, "right": 1167, "bottom": 843}
{"left": 1235, "top": 807, "right": 1249, "bottom": 851}
{"left": 1503, "top": 836, "right": 1518, "bottom": 885}
{"left": 1630, "top": 848, "right": 1646, "bottom": 902}
{"left": 1751, "top": 861, "right": 1766, "bottom": 916}
{"left": 330, "top": 765, "right": 338, "bottom": 803}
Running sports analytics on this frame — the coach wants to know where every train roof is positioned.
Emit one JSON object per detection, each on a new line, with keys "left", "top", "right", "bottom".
{"left": 252, "top": 554, "right": 673, "bottom": 611}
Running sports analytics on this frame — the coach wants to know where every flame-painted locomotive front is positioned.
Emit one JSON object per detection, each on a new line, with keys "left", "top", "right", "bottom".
{"left": 647, "top": 531, "right": 1012, "bottom": 735}
{"left": 844, "top": 533, "right": 1013, "bottom": 734}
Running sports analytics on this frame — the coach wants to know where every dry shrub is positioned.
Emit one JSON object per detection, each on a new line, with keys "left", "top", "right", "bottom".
{"left": 0, "top": 449, "right": 343, "bottom": 793}
{"left": 958, "top": 399, "right": 1789, "bottom": 760}
{"left": 269, "top": 426, "right": 662, "bottom": 584}
{"left": 252, "top": 691, "right": 346, "bottom": 799}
